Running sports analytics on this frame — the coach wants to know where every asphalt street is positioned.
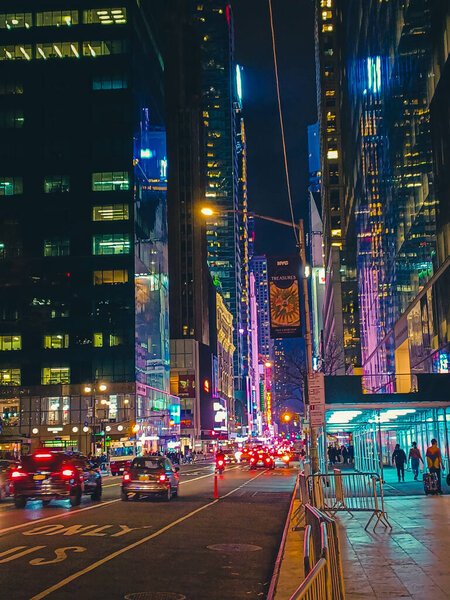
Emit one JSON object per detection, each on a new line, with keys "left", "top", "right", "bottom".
{"left": 0, "top": 462, "right": 297, "bottom": 600}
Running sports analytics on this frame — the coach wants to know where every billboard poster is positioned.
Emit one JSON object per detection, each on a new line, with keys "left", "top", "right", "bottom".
{"left": 178, "top": 374, "right": 195, "bottom": 398}
{"left": 267, "top": 255, "right": 302, "bottom": 338}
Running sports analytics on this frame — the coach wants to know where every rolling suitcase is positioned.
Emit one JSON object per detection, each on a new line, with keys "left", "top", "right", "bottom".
{"left": 423, "top": 472, "right": 438, "bottom": 495}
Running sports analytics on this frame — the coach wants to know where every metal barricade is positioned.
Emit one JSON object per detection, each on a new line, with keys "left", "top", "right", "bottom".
{"left": 306, "top": 470, "right": 392, "bottom": 531}
{"left": 290, "top": 509, "right": 342, "bottom": 600}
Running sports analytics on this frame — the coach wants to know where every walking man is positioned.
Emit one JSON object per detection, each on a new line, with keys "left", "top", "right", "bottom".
{"left": 408, "top": 442, "right": 423, "bottom": 480}
{"left": 392, "top": 443, "right": 407, "bottom": 482}
{"left": 426, "top": 438, "right": 444, "bottom": 494}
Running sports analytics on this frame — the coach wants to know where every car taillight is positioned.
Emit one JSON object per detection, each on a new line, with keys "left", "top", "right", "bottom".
{"left": 265, "top": 458, "right": 271, "bottom": 464}
{"left": 159, "top": 474, "right": 167, "bottom": 483}
{"left": 62, "top": 469, "right": 75, "bottom": 478}
{"left": 35, "top": 453, "right": 53, "bottom": 459}
{"left": 217, "top": 460, "right": 224, "bottom": 466}
{"left": 250, "top": 458, "right": 256, "bottom": 463}
{"left": 123, "top": 473, "right": 131, "bottom": 481}
{"left": 11, "top": 470, "right": 27, "bottom": 479}
{"left": 283, "top": 455, "right": 290, "bottom": 462}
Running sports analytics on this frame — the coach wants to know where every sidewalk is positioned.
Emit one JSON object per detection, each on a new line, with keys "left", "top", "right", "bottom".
{"left": 273, "top": 479, "right": 450, "bottom": 600}
{"left": 340, "top": 494, "right": 450, "bottom": 599}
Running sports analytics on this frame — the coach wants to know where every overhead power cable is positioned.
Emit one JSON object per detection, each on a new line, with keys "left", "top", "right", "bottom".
{"left": 268, "top": 0, "right": 299, "bottom": 246}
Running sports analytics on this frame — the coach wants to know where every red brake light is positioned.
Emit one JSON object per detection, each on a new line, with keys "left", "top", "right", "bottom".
{"left": 11, "top": 470, "right": 26, "bottom": 478}
{"left": 62, "top": 468, "right": 74, "bottom": 478}
{"left": 217, "top": 460, "right": 224, "bottom": 466}
{"left": 265, "top": 458, "right": 271, "bottom": 463}
{"left": 35, "top": 453, "right": 53, "bottom": 459}
{"left": 159, "top": 474, "right": 167, "bottom": 483}
{"left": 123, "top": 473, "right": 131, "bottom": 481}
{"left": 250, "top": 458, "right": 256, "bottom": 463}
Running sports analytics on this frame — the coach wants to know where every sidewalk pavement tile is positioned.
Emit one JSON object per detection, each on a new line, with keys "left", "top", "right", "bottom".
{"left": 273, "top": 499, "right": 304, "bottom": 600}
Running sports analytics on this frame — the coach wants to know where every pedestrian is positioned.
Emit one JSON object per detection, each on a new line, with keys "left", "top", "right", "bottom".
{"left": 348, "top": 443, "right": 354, "bottom": 464}
{"left": 426, "top": 438, "right": 444, "bottom": 494}
{"left": 408, "top": 442, "right": 423, "bottom": 481}
{"left": 327, "top": 445, "right": 334, "bottom": 466}
{"left": 392, "top": 443, "right": 407, "bottom": 482}
{"left": 342, "top": 446, "right": 349, "bottom": 464}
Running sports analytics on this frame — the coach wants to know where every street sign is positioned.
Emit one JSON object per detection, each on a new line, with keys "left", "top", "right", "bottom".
{"left": 308, "top": 372, "right": 325, "bottom": 426}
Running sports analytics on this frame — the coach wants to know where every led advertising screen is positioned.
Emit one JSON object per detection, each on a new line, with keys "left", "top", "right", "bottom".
{"left": 267, "top": 255, "right": 302, "bottom": 338}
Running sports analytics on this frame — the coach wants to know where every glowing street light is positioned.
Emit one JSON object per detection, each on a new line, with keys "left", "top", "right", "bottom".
{"left": 201, "top": 207, "right": 214, "bottom": 216}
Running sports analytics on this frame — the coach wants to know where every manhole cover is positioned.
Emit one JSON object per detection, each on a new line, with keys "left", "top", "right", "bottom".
{"left": 207, "top": 543, "right": 262, "bottom": 552}
{"left": 124, "top": 594, "right": 186, "bottom": 600}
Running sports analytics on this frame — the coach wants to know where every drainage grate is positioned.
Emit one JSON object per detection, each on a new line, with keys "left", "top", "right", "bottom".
{"left": 207, "top": 543, "right": 262, "bottom": 552}
{"left": 124, "top": 594, "right": 186, "bottom": 600}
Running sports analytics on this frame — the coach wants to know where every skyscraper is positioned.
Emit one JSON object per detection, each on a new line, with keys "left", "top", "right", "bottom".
{"left": 195, "top": 2, "right": 244, "bottom": 388}
{"left": 249, "top": 256, "right": 271, "bottom": 360}
{"left": 164, "top": 2, "right": 219, "bottom": 449}
{"left": 0, "top": 2, "right": 178, "bottom": 455}
{"left": 317, "top": 0, "right": 449, "bottom": 390}
{"left": 314, "top": 0, "right": 360, "bottom": 374}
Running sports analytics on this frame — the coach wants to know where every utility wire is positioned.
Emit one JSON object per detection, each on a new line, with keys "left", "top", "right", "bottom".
{"left": 268, "top": 0, "right": 299, "bottom": 246}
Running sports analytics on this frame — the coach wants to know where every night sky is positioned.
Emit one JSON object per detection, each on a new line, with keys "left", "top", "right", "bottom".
{"left": 231, "top": 0, "right": 317, "bottom": 256}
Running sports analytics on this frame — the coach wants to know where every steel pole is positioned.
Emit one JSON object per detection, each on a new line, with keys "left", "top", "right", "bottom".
{"left": 298, "top": 220, "right": 318, "bottom": 473}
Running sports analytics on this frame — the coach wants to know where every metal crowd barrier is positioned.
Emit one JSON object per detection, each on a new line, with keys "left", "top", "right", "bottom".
{"left": 289, "top": 504, "right": 344, "bottom": 600}
{"left": 301, "top": 469, "right": 392, "bottom": 531}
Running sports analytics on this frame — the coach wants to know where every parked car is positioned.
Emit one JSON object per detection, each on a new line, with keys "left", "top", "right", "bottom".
{"left": 122, "top": 456, "right": 179, "bottom": 501}
{"left": 0, "top": 459, "right": 14, "bottom": 501}
{"left": 11, "top": 450, "right": 102, "bottom": 508}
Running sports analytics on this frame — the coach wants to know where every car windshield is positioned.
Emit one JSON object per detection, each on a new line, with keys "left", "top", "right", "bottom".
{"left": 132, "top": 458, "right": 164, "bottom": 470}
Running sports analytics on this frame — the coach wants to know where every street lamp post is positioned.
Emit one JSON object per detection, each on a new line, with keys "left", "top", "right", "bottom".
{"left": 201, "top": 207, "right": 319, "bottom": 472}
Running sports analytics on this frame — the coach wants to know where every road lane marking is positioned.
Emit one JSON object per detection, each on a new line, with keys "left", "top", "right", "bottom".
{"left": 28, "top": 469, "right": 267, "bottom": 600}
{"left": 0, "top": 499, "right": 120, "bottom": 537}
{"left": 0, "top": 546, "right": 46, "bottom": 563}
{"left": 0, "top": 466, "right": 243, "bottom": 536}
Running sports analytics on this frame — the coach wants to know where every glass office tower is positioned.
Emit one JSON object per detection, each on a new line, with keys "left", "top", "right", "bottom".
{"left": 0, "top": 2, "right": 178, "bottom": 456}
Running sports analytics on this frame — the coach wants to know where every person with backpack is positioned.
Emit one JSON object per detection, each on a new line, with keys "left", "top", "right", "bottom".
{"left": 408, "top": 442, "right": 424, "bottom": 481}
{"left": 426, "top": 439, "right": 444, "bottom": 494}
{"left": 392, "top": 444, "right": 407, "bottom": 482}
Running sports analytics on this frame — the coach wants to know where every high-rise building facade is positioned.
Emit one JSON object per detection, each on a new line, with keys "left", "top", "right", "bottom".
{"left": 0, "top": 2, "right": 179, "bottom": 455}
{"left": 314, "top": 0, "right": 360, "bottom": 374}
{"left": 249, "top": 256, "right": 271, "bottom": 360}
{"left": 164, "top": 2, "right": 219, "bottom": 450}
{"left": 196, "top": 2, "right": 244, "bottom": 388}
{"left": 318, "top": 0, "right": 449, "bottom": 391}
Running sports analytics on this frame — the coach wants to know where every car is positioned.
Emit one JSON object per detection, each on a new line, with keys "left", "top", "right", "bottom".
{"left": 11, "top": 451, "right": 102, "bottom": 508}
{"left": 121, "top": 456, "right": 179, "bottom": 501}
{"left": 0, "top": 459, "right": 14, "bottom": 501}
{"left": 249, "top": 451, "right": 275, "bottom": 470}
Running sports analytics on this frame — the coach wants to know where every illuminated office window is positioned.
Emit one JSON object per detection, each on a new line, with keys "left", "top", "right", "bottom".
{"left": 93, "top": 269, "right": 128, "bottom": 284}
{"left": 0, "top": 13, "right": 32, "bottom": 29}
{"left": 93, "top": 204, "right": 129, "bottom": 221}
{"left": 36, "top": 42, "right": 79, "bottom": 59}
{"left": 82, "top": 40, "right": 126, "bottom": 57}
{"left": 109, "top": 334, "right": 123, "bottom": 346}
{"left": 322, "top": 24, "right": 333, "bottom": 32}
{"left": 327, "top": 150, "right": 339, "bottom": 159}
{"left": 92, "top": 171, "right": 129, "bottom": 191}
{"left": 92, "top": 75, "right": 127, "bottom": 90}
{"left": 83, "top": 8, "right": 127, "bottom": 24}
{"left": 0, "top": 45, "right": 32, "bottom": 60}
{"left": 44, "top": 175, "right": 70, "bottom": 193}
{"left": 36, "top": 11, "right": 78, "bottom": 27}
{"left": 322, "top": 11, "right": 332, "bottom": 20}
{"left": 0, "top": 109, "right": 24, "bottom": 128}
{"left": 0, "top": 81, "right": 23, "bottom": 95}
{"left": 92, "top": 234, "right": 130, "bottom": 255}
{"left": 41, "top": 367, "right": 70, "bottom": 385}
{"left": 44, "top": 334, "right": 69, "bottom": 349}
{"left": 43, "top": 238, "right": 70, "bottom": 257}
{"left": 93, "top": 333, "right": 103, "bottom": 347}
{"left": 0, "top": 335, "right": 21, "bottom": 350}
{"left": 0, "top": 177, "right": 23, "bottom": 196}
{"left": 0, "top": 368, "right": 20, "bottom": 385}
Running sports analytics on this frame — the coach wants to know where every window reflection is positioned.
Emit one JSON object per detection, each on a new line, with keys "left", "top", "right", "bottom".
{"left": 83, "top": 40, "right": 126, "bottom": 57}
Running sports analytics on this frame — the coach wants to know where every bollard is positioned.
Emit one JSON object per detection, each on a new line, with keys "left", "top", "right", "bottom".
{"left": 214, "top": 468, "right": 218, "bottom": 499}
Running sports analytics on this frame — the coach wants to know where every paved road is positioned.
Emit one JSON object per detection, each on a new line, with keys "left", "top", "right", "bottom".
{"left": 0, "top": 462, "right": 297, "bottom": 600}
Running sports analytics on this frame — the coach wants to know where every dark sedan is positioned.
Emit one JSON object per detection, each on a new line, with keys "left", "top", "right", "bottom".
{"left": 11, "top": 451, "right": 102, "bottom": 508}
{"left": 121, "top": 456, "right": 179, "bottom": 501}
